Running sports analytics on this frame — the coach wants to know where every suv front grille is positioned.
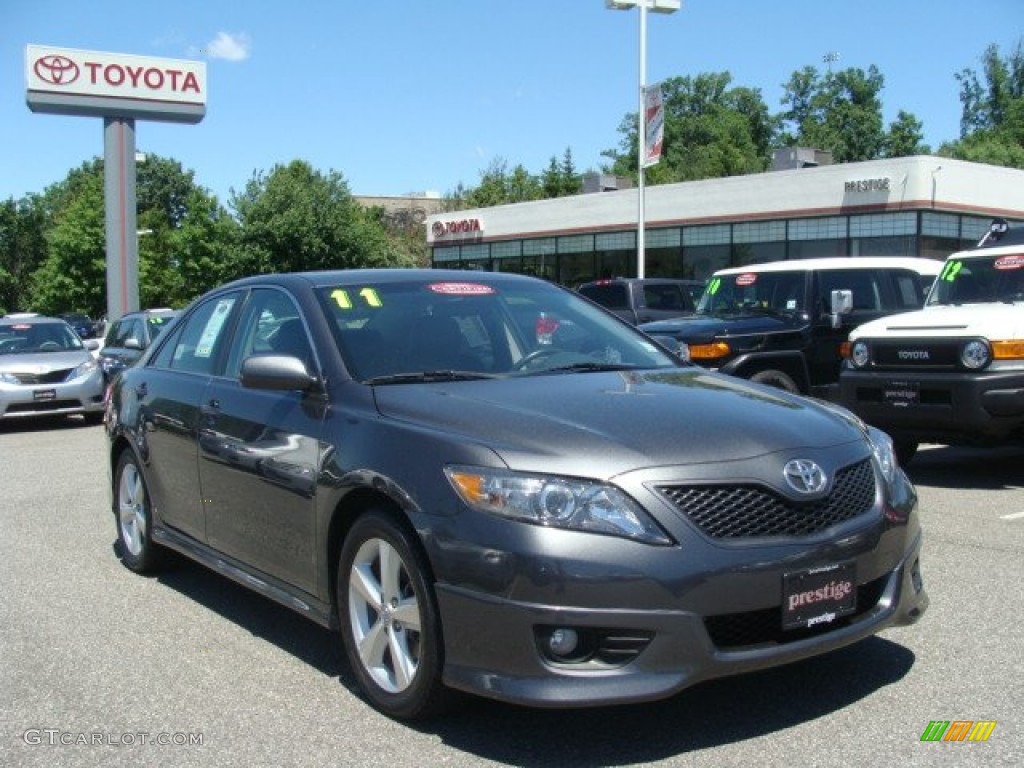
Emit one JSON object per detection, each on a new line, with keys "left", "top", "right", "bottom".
{"left": 870, "top": 339, "right": 961, "bottom": 370}
{"left": 657, "top": 459, "right": 876, "bottom": 539}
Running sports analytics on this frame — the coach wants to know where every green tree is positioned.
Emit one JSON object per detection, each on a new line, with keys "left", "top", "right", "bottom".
{"left": 0, "top": 195, "right": 48, "bottom": 314}
{"left": 605, "top": 73, "right": 775, "bottom": 182}
{"left": 541, "top": 148, "right": 582, "bottom": 198}
{"left": 231, "top": 160, "right": 415, "bottom": 274}
{"left": 882, "top": 110, "right": 930, "bottom": 157}
{"left": 940, "top": 41, "right": 1024, "bottom": 168}
{"left": 29, "top": 169, "right": 107, "bottom": 316}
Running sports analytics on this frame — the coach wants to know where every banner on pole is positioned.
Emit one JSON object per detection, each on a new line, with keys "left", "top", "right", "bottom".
{"left": 642, "top": 82, "right": 664, "bottom": 168}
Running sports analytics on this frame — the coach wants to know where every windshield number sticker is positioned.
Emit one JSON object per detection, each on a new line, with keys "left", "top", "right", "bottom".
{"left": 332, "top": 288, "right": 383, "bottom": 309}
{"left": 940, "top": 260, "right": 963, "bottom": 282}
{"left": 707, "top": 277, "right": 722, "bottom": 295}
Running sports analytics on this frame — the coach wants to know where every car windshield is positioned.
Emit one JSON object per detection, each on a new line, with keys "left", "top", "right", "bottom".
{"left": 926, "top": 253, "right": 1024, "bottom": 305}
{"left": 696, "top": 270, "right": 806, "bottom": 315}
{"left": 147, "top": 315, "right": 175, "bottom": 338}
{"left": 0, "top": 322, "right": 85, "bottom": 354}
{"left": 318, "top": 277, "right": 678, "bottom": 382}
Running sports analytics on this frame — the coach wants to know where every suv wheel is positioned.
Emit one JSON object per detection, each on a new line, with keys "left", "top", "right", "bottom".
{"left": 750, "top": 369, "right": 800, "bottom": 394}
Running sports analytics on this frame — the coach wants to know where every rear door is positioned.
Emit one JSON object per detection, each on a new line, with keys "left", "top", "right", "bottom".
{"left": 134, "top": 292, "right": 242, "bottom": 541}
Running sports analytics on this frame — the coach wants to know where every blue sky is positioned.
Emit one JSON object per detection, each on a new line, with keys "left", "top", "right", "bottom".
{"left": 3, "top": 0, "right": 1022, "bottom": 206}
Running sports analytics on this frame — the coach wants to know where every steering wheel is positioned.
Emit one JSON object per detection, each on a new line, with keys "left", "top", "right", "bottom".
{"left": 39, "top": 341, "right": 61, "bottom": 351}
{"left": 512, "top": 346, "right": 563, "bottom": 371}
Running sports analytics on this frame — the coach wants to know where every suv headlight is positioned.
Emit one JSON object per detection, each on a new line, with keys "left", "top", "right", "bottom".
{"left": 0, "top": 372, "right": 19, "bottom": 385}
{"left": 961, "top": 339, "right": 991, "bottom": 369}
{"left": 445, "top": 466, "right": 672, "bottom": 545}
{"left": 850, "top": 340, "right": 870, "bottom": 369}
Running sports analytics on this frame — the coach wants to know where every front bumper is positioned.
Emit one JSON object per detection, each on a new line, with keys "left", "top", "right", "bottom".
{"left": 0, "top": 369, "right": 106, "bottom": 419}
{"left": 839, "top": 369, "right": 1024, "bottom": 445}
{"left": 433, "top": 522, "right": 927, "bottom": 708}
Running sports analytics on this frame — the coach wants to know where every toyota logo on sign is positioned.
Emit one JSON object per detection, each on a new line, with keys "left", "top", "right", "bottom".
{"left": 34, "top": 54, "right": 80, "bottom": 86}
{"left": 783, "top": 459, "right": 828, "bottom": 495}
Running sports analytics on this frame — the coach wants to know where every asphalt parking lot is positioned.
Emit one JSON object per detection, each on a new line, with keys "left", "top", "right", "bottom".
{"left": 1, "top": 418, "right": 1021, "bottom": 768}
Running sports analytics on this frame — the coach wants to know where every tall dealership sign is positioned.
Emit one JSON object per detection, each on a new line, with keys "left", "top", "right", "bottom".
{"left": 26, "top": 44, "right": 206, "bottom": 322}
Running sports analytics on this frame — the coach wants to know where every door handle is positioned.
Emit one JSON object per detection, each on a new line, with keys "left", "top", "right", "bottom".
{"left": 134, "top": 382, "right": 147, "bottom": 398}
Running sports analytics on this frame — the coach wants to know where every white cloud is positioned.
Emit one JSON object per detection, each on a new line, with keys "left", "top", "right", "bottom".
{"left": 205, "top": 32, "right": 251, "bottom": 62}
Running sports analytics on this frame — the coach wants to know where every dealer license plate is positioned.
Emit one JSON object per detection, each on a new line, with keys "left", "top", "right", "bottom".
{"left": 782, "top": 561, "right": 857, "bottom": 630}
{"left": 883, "top": 380, "right": 919, "bottom": 407}
{"left": 33, "top": 388, "right": 57, "bottom": 402}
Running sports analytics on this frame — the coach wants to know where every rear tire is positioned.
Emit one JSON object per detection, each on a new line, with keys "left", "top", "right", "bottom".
{"left": 749, "top": 369, "right": 800, "bottom": 394}
{"left": 894, "top": 440, "right": 919, "bottom": 467}
{"left": 113, "top": 450, "right": 164, "bottom": 573}
{"left": 338, "top": 509, "right": 449, "bottom": 720}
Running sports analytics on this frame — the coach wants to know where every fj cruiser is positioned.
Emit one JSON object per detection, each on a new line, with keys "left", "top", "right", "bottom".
{"left": 640, "top": 257, "right": 942, "bottom": 400}
{"left": 577, "top": 277, "right": 703, "bottom": 325}
{"left": 839, "top": 219, "right": 1024, "bottom": 465}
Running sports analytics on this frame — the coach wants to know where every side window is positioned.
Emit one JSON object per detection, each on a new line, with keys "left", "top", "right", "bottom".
{"left": 820, "top": 270, "right": 881, "bottom": 312}
{"left": 165, "top": 293, "right": 241, "bottom": 375}
{"left": 224, "top": 288, "right": 313, "bottom": 379}
{"left": 109, "top": 319, "right": 131, "bottom": 347}
{"left": 644, "top": 284, "right": 684, "bottom": 311}
{"left": 893, "top": 273, "right": 924, "bottom": 309}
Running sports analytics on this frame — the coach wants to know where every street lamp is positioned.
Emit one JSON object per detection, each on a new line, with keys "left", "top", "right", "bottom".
{"left": 606, "top": 0, "right": 680, "bottom": 279}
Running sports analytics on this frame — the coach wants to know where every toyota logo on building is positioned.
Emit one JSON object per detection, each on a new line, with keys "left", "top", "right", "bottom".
{"left": 34, "top": 54, "right": 80, "bottom": 86}
{"left": 783, "top": 459, "right": 828, "bottom": 495}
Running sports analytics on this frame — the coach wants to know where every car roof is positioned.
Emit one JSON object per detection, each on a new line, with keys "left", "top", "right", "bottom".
{"left": 0, "top": 315, "right": 64, "bottom": 326}
{"left": 712, "top": 256, "right": 944, "bottom": 277}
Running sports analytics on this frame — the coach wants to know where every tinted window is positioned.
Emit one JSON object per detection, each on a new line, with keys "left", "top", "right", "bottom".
{"left": 225, "top": 288, "right": 312, "bottom": 378}
{"left": 643, "top": 284, "right": 688, "bottom": 311}
{"left": 820, "top": 270, "right": 882, "bottom": 311}
{"left": 165, "top": 294, "right": 240, "bottom": 375}
{"left": 578, "top": 283, "right": 628, "bottom": 310}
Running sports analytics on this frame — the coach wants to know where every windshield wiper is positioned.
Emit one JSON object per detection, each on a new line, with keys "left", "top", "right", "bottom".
{"left": 539, "top": 362, "right": 641, "bottom": 374}
{"left": 364, "top": 370, "right": 501, "bottom": 385}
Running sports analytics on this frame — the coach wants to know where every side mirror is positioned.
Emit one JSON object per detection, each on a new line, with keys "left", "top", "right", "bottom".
{"left": 240, "top": 354, "right": 318, "bottom": 391}
{"left": 84, "top": 339, "right": 100, "bottom": 351}
{"left": 829, "top": 289, "right": 853, "bottom": 329}
{"left": 124, "top": 338, "right": 142, "bottom": 350}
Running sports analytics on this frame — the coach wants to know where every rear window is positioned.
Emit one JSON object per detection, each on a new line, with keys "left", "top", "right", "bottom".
{"left": 578, "top": 283, "right": 628, "bottom": 310}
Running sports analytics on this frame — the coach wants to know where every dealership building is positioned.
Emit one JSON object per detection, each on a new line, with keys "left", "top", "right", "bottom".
{"left": 425, "top": 154, "right": 1024, "bottom": 285}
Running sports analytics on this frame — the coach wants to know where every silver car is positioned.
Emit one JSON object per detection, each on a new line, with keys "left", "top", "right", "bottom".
{"left": 0, "top": 316, "right": 105, "bottom": 423}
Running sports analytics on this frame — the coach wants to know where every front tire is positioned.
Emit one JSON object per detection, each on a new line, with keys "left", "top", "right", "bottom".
{"left": 338, "top": 509, "right": 448, "bottom": 719}
{"left": 113, "top": 450, "right": 164, "bottom": 573}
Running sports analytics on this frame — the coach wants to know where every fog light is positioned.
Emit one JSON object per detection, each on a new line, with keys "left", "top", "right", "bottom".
{"left": 548, "top": 628, "right": 579, "bottom": 657}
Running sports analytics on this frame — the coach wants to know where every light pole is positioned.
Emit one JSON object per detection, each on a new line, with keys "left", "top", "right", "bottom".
{"left": 606, "top": 0, "right": 680, "bottom": 279}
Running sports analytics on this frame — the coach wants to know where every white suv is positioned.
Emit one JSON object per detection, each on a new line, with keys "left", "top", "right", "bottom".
{"left": 839, "top": 219, "right": 1024, "bottom": 464}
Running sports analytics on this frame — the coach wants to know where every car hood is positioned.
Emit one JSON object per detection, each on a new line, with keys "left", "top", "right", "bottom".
{"left": 0, "top": 349, "right": 92, "bottom": 373}
{"left": 371, "top": 369, "right": 862, "bottom": 477}
{"left": 639, "top": 312, "right": 798, "bottom": 341}
{"left": 850, "top": 302, "right": 1024, "bottom": 340}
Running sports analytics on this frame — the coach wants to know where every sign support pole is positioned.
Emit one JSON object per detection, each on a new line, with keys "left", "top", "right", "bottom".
{"left": 103, "top": 117, "right": 139, "bottom": 323}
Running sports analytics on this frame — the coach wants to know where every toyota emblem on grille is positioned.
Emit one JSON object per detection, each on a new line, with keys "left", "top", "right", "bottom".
{"left": 34, "top": 55, "right": 80, "bottom": 86}
{"left": 783, "top": 459, "right": 828, "bottom": 495}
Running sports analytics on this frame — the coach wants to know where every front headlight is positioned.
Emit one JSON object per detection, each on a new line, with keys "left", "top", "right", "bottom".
{"left": 850, "top": 340, "right": 870, "bottom": 368}
{"left": 961, "top": 339, "right": 991, "bottom": 369}
{"left": 445, "top": 466, "right": 672, "bottom": 545}
{"left": 0, "top": 372, "right": 20, "bottom": 385}
{"left": 865, "top": 426, "right": 897, "bottom": 484}
{"left": 70, "top": 358, "right": 99, "bottom": 380}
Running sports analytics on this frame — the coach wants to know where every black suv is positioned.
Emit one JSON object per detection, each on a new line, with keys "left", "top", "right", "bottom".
{"left": 577, "top": 278, "right": 703, "bottom": 325}
{"left": 99, "top": 308, "right": 179, "bottom": 381}
{"left": 640, "top": 257, "right": 942, "bottom": 399}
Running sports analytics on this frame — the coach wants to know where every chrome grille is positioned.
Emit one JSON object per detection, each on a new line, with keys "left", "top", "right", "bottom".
{"left": 658, "top": 458, "right": 876, "bottom": 539}
{"left": 11, "top": 369, "right": 72, "bottom": 385}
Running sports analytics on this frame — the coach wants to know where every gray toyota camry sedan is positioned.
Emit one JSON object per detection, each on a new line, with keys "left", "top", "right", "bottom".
{"left": 105, "top": 269, "right": 928, "bottom": 719}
